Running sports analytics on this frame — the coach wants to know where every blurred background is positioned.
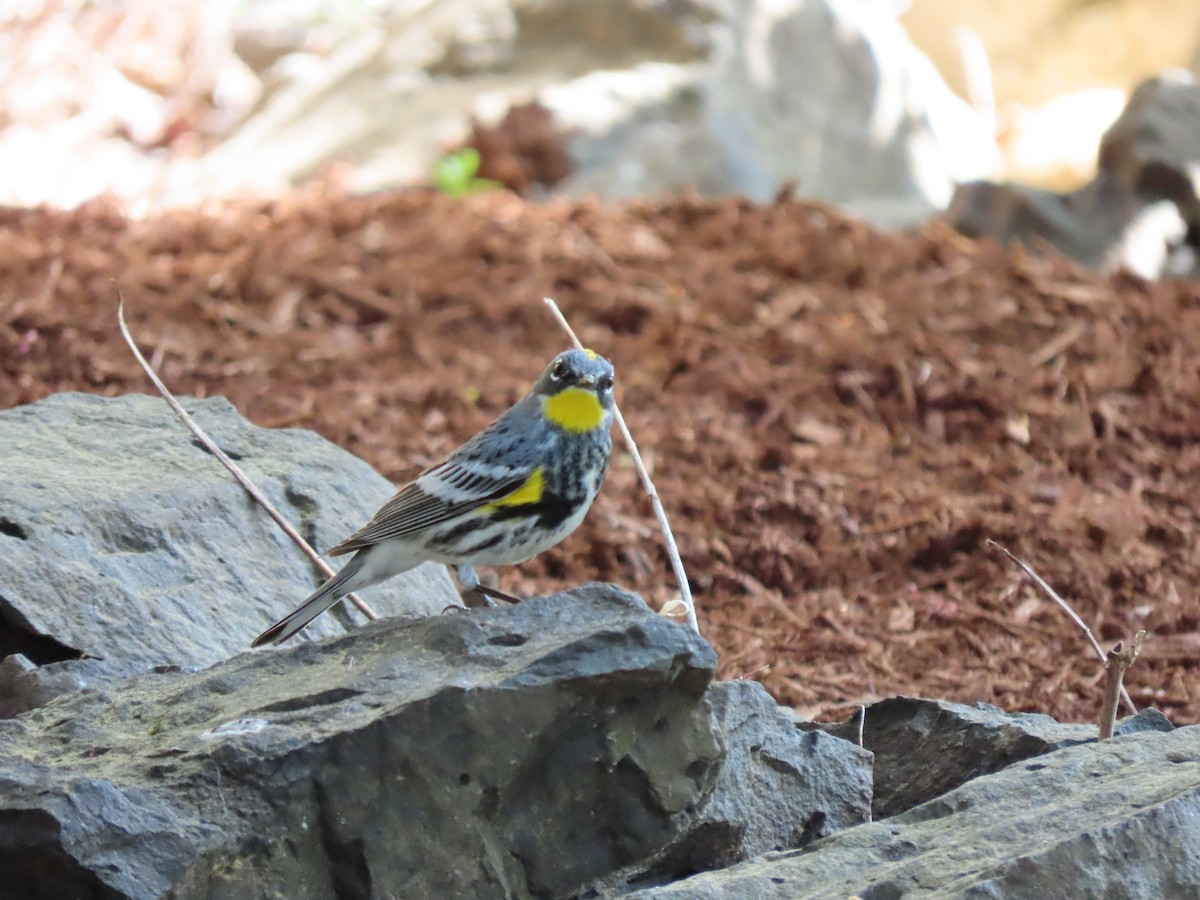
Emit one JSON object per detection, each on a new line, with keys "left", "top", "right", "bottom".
{"left": 3, "top": 0, "right": 1200, "bottom": 277}
{"left": 6, "top": 0, "right": 1200, "bottom": 726}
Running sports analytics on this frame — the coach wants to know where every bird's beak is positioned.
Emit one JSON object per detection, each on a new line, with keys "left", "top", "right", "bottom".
{"left": 578, "top": 374, "right": 597, "bottom": 387}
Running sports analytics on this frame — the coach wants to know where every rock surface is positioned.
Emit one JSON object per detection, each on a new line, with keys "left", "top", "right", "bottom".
{"left": 703, "top": 0, "right": 995, "bottom": 221}
{"left": 815, "top": 695, "right": 1174, "bottom": 817}
{"left": 946, "top": 174, "right": 1135, "bottom": 269}
{"left": 631, "top": 724, "right": 1200, "bottom": 899}
{"left": 549, "top": 0, "right": 998, "bottom": 226}
{"left": 0, "top": 585, "right": 724, "bottom": 899}
{"left": 0, "top": 392, "right": 458, "bottom": 670}
{"left": 0, "top": 391, "right": 879, "bottom": 898}
{"left": 1100, "top": 71, "right": 1200, "bottom": 219}
{"left": 605, "top": 680, "right": 873, "bottom": 892}
{"left": 0, "top": 653, "right": 149, "bottom": 720}
{"left": 947, "top": 71, "right": 1200, "bottom": 277}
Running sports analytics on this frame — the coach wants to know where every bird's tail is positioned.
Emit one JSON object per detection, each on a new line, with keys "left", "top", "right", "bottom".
{"left": 251, "top": 556, "right": 366, "bottom": 648}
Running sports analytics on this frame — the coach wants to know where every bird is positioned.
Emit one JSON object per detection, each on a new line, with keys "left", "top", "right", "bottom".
{"left": 251, "top": 347, "right": 616, "bottom": 647}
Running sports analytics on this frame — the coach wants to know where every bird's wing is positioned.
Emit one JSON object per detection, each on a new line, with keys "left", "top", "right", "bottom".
{"left": 325, "top": 457, "right": 535, "bottom": 556}
{"left": 328, "top": 399, "right": 552, "bottom": 556}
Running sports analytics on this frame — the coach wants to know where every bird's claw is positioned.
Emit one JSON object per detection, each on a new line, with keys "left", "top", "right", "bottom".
{"left": 461, "top": 585, "right": 524, "bottom": 608}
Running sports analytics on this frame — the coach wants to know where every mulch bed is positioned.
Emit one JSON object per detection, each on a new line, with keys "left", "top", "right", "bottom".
{"left": 3, "top": 187, "right": 1198, "bottom": 724}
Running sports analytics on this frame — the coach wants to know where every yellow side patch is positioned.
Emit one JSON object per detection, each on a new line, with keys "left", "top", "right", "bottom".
{"left": 485, "top": 466, "right": 545, "bottom": 511}
{"left": 543, "top": 388, "right": 605, "bottom": 433}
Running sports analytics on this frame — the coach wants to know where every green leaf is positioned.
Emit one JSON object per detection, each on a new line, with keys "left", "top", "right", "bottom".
{"left": 433, "top": 148, "right": 486, "bottom": 197}
{"left": 433, "top": 147, "right": 502, "bottom": 198}
{"left": 456, "top": 147, "right": 481, "bottom": 178}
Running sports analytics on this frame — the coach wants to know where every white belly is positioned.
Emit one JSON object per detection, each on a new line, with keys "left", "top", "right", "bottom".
{"left": 419, "top": 495, "right": 597, "bottom": 567}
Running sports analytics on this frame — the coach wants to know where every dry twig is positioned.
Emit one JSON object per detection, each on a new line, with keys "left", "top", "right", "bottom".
{"left": 1099, "top": 631, "right": 1146, "bottom": 739}
{"left": 543, "top": 297, "right": 700, "bottom": 635}
{"left": 117, "top": 291, "right": 379, "bottom": 621}
{"left": 988, "top": 540, "right": 1134, "bottom": 714}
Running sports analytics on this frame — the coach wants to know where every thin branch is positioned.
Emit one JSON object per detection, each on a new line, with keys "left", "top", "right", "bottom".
{"left": 1099, "top": 631, "right": 1145, "bottom": 739}
{"left": 543, "top": 297, "right": 700, "bottom": 635}
{"left": 987, "top": 540, "right": 1133, "bottom": 714}
{"left": 117, "top": 291, "right": 378, "bottom": 621}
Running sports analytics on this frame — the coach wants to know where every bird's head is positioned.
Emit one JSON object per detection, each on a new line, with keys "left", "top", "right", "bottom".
{"left": 533, "top": 348, "right": 616, "bottom": 432}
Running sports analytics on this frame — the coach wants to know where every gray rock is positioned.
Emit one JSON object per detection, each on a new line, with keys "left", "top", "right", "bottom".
{"left": 547, "top": 0, "right": 998, "bottom": 226}
{"left": 816, "top": 696, "right": 1174, "bottom": 818}
{"left": 946, "top": 174, "right": 1135, "bottom": 269}
{"left": 1104, "top": 198, "right": 1191, "bottom": 278}
{"left": 946, "top": 172, "right": 1195, "bottom": 279}
{"left": 604, "top": 680, "right": 871, "bottom": 892}
{"left": 0, "top": 584, "right": 721, "bottom": 899}
{"left": 631, "top": 724, "right": 1200, "bottom": 899}
{"left": 0, "top": 653, "right": 152, "bottom": 719}
{"left": 1111, "top": 706, "right": 1177, "bottom": 735}
{"left": 1099, "top": 71, "right": 1200, "bottom": 224}
{"left": 946, "top": 71, "right": 1200, "bottom": 279}
{"left": 702, "top": 0, "right": 996, "bottom": 224}
{"left": 0, "top": 392, "right": 458, "bottom": 671}
{"left": 543, "top": 63, "right": 724, "bottom": 201}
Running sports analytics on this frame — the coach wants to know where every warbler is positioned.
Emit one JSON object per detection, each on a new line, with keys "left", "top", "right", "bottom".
{"left": 251, "top": 348, "right": 616, "bottom": 647}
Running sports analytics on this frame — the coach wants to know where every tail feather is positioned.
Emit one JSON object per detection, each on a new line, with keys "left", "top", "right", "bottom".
{"left": 251, "top": 556, "right": 365, "bottom": 648}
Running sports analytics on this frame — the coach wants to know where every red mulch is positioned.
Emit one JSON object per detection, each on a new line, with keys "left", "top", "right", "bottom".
{"left": 3, "top": 187, "right": 1198, "bottom": 724}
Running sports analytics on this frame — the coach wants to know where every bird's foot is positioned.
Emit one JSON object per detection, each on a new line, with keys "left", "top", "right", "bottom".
{"left": 454, "top": 564, "right": 524, "bottom": 608}
{"left": 462, "top": 584, "right": 524, "bottom": 608}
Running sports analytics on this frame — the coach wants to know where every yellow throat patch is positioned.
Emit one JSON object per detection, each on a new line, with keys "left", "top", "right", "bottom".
{"left": 543, "top": 387, "right": 605, "bottom": 433}
{"left": 484, "top": 466, "right": 545, "bottom": 511}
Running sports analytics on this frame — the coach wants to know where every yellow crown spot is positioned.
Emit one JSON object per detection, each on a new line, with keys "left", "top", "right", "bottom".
{"left": 543, "top": 387, "right": 604, "bottom": 433}
{"left": 583, "top": 348, "right": 599, "bottom": 360}
{"left": 484, "top": 466, "right": 545, "bottom": 512}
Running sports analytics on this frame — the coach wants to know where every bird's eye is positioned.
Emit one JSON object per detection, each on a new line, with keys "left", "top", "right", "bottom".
{"left": 599, "top": 374, "right": 614, "bottom": 391}
{"left": 550, "top": 360, "right": 566, "bottom": 380}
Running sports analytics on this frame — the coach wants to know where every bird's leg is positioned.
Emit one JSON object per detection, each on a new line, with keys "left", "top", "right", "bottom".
{"left": 476, "top": 584, "right": 525, "bottom": 605}
{"left": 455, "top": 564, "right": 525, "bottom": 608}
